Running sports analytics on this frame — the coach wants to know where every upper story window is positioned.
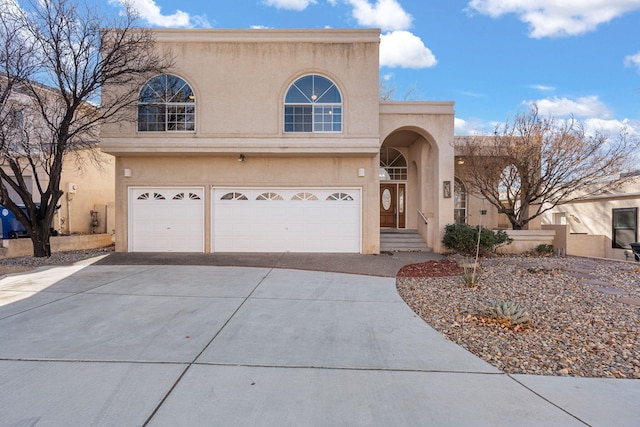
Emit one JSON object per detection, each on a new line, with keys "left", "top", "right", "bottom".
{"left": 284, "top": 74, "right": 342, "bottom": 133}
{"left": 138, "top": 74, "right": 195, "bottom": 132}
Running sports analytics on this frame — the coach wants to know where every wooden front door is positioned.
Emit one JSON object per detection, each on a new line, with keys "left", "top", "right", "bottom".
{"left": 380, "top": 184, "right": 396, "bottom": 228}
{"left": 380, "top": 183, "right": 406, "bottom": 228}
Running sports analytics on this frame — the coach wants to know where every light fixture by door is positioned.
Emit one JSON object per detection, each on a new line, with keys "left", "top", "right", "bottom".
{"left": 238, "top": 154, "right": 245, "bottom": 162}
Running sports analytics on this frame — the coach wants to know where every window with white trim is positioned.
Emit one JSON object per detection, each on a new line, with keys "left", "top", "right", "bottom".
{"left": 138, "top": 74, "right": 195, "bottom": 132}
{"left": 284, "top": 75, "right": 342, "bottom": 133}
{"left": 454, "top": 178, "right": 467, "bottom": 224}
{"left": 379, "top": 147, "right": 408, "bottom": 181}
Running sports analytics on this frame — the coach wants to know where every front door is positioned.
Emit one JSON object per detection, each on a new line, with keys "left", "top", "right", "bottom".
{"left": 380, "top": 184, "right": 396, "bottom": 228}
{"left": 380, "top": 184, "right": 406, "bottom": 228}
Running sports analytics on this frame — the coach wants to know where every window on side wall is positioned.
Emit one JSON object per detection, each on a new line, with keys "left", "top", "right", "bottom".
{"left": 612, "top": 207, "right": 638, "bottom": 249}
{"left": 454, "top": 178, "right": 467, "bottom": 224}
{"left": 284, "top": 74, "right": 342, "bottom": 133}
{"left": 138, "top": 74, "right": 195, "bottom": 132}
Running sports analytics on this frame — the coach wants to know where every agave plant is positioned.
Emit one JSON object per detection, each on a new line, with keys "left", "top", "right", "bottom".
{"left": 483, "top": 300, "right": 532, "bottom": 327}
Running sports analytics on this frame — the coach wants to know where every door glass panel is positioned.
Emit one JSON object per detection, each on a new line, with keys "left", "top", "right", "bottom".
{"left": 382, "top": 189, "right": 392, "bottom": 210}
{"left": 399, "top": 188, "right": 404, "bottom": 213}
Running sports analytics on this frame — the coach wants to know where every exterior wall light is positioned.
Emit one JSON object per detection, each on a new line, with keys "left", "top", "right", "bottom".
{"left": 238, "top": 154, "right": 245, "bottom": 162}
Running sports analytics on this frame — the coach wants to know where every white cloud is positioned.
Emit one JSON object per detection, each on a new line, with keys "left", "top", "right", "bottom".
{"left": 264, "top": 0, "right": 316, "bottom": 11}
{"left": 528, "top": 84, "right": 556, "bottom": 91}
{"left": 524, "top": 96, "right": 612, "bottom": 118}
{"left": 347, "top": 0, "right": 412, "bottom": 31}
{"left": 584, "top": 118, "right": 640, "bottom": 139}
{"left": 624, "top": 52, "right": 640, "bottom": 71}
{"left": 110, "top": 0, "right": 209, "bottom": 28}
{"left": 467, "top": 0, "right": 640, "bottom": 38}
{"left": 380, "top": 31, "right": 437, "bottom": 69}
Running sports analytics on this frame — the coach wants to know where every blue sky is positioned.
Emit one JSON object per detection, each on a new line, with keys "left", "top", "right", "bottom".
{"left": 105, "top": 1, "right": 639, "bottom": 139}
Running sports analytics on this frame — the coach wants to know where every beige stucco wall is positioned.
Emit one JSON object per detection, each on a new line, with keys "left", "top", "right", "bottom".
{"left": 1, "top": 148, "right": 114, "bottom": 236}
{"left": 0, "top": 233, "right": 112, "bottom": 259}
{"left": 101, "top": 29, "right": 381, "bottom": 154}
{"left": 115, "top": 155, "right": 378, "bottom": 252}
{"left": 541, "top": 180, "right": 640, "bottom": 260}
{"left": 102, "top": 29, "right": 387, "bottom": 254}
{"left": 379, "top": 102, "right": 455, "bottom": 253}
{"left": 101, "top": 29, "right": 457, "bottom": 254}
{"left": 57, "top": 149, "right": 115, "bottom": 235}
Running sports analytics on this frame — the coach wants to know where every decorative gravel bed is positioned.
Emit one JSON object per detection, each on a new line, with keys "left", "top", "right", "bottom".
{"left": 0, "top": 246, "right": 114, "bottom": 276}
{"left": 397, "top": 256, "right": 640, "bottom": 379}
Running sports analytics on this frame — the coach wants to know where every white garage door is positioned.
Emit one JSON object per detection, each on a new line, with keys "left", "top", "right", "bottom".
{"left": 213, "top": 188, "right": 361, "bottom": 253}
{"left": 129, "top": 187, "right": 204, "bottom": 252}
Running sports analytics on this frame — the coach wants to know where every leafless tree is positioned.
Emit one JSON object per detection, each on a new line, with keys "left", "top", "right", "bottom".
{"left": 379, "top": 79, "right": 416, "bottom": 101}
{"left": 456, "top": 106, "right": 639, "bottom": 230}
{"left": 0, "top": 0, "right": 171, "bottom": 257}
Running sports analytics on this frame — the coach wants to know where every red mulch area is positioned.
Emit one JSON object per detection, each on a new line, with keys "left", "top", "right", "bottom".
{"left": 397, "top": 259, "right": 463, "bottom": 278}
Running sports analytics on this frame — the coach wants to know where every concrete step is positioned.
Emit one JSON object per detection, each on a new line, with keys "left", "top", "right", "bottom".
{"left": 380, "top": 229, "right": 431, "bottom": 252}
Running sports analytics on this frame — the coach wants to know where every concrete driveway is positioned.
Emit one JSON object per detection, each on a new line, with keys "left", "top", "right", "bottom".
{"left": 0, "top": 255, "right": 638, "bottom": 426}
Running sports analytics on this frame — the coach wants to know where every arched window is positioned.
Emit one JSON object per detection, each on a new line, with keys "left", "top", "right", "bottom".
{"left": 138, "top": 74, "right": 195, "bottom": 132}
{"left": 379, "top": 147, "right": 407, "bottom": 181}
{"left": 284, "top": 74, "right": 342, "bottom": 133}
{"left": 454, "top": 177, "right": 467, "bottom": 224}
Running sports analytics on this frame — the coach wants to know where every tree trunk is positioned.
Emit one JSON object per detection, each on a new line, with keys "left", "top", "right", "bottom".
{"left": 30, "top": 223, "right": 52, "bottom": 258}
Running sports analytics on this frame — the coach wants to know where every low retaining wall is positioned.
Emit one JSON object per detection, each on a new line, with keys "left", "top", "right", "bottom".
{"left": 0, "top": 234, "right": 113, "bottom": 259}
{"left": 495, "top": 230, "right": 556, "bottom": 255}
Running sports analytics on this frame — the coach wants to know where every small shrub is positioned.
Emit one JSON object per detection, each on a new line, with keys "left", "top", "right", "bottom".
{"left": 442, "top": 223, "right": 512, "bottom": 256}
{"left": 535, "top": 244, "right": 554, "bottom": 256}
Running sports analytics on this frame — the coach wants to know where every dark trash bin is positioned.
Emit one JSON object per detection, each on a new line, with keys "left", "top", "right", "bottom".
{"left": 630, "top": 243, "right": 640, "bottom": 262}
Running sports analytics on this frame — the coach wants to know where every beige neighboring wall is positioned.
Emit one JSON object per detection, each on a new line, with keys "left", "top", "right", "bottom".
{"left": 541, "top": 178, "right": 640, "bottom": 260}
{"left": 58, "top": 149, "right": 115, "bottom": 235}
{"left": 1, "top": 148, "right": 114, "bottom": 236}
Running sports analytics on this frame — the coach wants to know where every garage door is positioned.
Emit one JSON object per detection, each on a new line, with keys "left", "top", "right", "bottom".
{"left": 129, "top": 187, "right": 204, "bottom": 252}
{"left": 212, "top": 188, "right": 361, "bottom": 253}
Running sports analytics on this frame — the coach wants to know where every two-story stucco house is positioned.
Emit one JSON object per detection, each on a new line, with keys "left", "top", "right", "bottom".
{"left": 100, "top": 29, "right": 455, "bottom": 254}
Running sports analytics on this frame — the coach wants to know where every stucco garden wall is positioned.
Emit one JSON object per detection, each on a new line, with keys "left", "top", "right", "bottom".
{"left": 0, "top": 234, "right": 113, "bottom": 259}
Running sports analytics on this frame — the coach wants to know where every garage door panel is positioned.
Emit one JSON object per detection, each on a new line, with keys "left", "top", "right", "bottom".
{"left": 130, "top": 187, "right": 204, "bottom": 253}
{"left": 213, "top": 188, "right": 360, "bottom": 253}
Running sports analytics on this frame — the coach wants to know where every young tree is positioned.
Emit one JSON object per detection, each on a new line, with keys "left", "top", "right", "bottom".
{"left": 457, "top": 106, "right": 639, "bottom": 230}
{"left": 0, "top": 0, "right": 171, "bottom": 256}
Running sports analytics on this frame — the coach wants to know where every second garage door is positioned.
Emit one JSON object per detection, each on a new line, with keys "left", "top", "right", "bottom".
{"left": 212, "top": 188, "right": 361, "bottom": 253}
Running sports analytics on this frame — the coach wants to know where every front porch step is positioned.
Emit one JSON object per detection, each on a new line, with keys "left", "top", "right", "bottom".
{"left": 380, "top": 229, "right": 431, "bottom": 252}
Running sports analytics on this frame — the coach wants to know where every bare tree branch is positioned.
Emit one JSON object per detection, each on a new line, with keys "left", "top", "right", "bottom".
{"left": 0, "top": 0, "right": 171, "bottom": 256}
{"left": 456, "top": 106, "right": 640, "bottom": 230}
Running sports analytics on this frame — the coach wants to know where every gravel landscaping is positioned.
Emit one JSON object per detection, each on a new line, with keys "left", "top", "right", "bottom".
{"left": 0, "top": 246, "right": 114, "bottom": 276}
{"left": 397, "top": 255, "right": 640, "bottom": 379}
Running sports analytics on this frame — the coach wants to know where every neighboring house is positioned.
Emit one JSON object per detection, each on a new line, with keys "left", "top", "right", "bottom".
{"left": 1, "top": 149, "right": 114, "bottom": 236}
{"left": 540, "top": 174, "right": 640, "bottom": 261}
{"left": 0, "top": 76, "right": 115, "bottom": 238}
{"left": 100, "top": 29, "right": 455, "bottom": 254}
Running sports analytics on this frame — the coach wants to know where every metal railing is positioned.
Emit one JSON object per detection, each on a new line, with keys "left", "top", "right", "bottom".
{"left": 417, "top": 209, "right": 428, "bottom": 225}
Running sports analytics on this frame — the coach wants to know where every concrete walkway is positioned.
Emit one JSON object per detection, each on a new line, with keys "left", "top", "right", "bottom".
{"left": 0, "top": 254, "right": 638, "bottom": 426}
